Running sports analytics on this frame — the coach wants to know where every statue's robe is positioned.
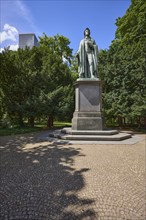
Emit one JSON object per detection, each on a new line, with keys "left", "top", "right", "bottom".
{"left": 77, "top": 38, "right": 98, "bottom": 78}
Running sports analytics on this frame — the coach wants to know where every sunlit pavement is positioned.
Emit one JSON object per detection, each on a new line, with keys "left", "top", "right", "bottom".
{"left": 0, "top": 132, "right": 145, "bottom": 220}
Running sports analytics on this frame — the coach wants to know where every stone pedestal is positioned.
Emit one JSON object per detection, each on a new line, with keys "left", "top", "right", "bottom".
{"left": 72, "top": 79, "right": 103, "bottom": 130}
{"left": 61, "top": 79, "right": 131, "bottom": 141}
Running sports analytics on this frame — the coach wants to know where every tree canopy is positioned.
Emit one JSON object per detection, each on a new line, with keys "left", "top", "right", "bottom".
{"left": 0, "top": 35, "right": 75, "bottom": 127}
{"left": 98, "top": 0, "right": 146, "bottom": 127}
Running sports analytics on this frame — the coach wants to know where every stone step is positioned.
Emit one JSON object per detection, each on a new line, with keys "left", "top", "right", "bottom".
{"left": 61, "top": 128, "right": 118, "bottom": 135}
{"left": 61, "top": 133, "right": 131, "bottom": 141}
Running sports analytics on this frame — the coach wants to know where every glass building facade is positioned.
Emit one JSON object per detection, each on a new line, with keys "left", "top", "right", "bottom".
{"left": 19, "top": 33, "right": 39, "bottom": 49}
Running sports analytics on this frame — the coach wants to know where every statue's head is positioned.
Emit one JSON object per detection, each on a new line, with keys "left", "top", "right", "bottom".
{"left": 84, "top": 28, "right": 90, "bottom": 36}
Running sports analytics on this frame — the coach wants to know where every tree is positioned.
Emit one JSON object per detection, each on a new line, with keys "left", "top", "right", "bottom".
{"left": 98, "top": 0, "right": 146, "bottom": 127}
{"left": 39, "top": 33, "right": 73, "bottom": 64}
{"left": 0, "top": 48, "right": 32, "bottom": 127}
{"left": 0, "top": 33, "right": 75, "bottom": 128}
{"left": 37, "top": 34, "right": 75, "bottom": 126}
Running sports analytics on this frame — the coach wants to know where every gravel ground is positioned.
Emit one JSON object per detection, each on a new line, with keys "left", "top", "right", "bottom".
{"left": 0, "top": 131, "right": 145, "bottom": 220}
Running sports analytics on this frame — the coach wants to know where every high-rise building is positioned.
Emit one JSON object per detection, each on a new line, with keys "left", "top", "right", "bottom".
{"left": 19, "top": 33, "right": 39, "bottom": 49}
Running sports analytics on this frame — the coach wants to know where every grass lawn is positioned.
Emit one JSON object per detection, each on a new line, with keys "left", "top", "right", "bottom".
{"left": 0, "top": 121, "right": 144, "bottom": 136}
{"left": 0, "top": 121, "right": 71, "bottom": 136}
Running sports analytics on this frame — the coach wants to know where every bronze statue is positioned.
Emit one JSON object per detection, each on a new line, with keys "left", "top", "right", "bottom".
{"left": 76, "top": 28, "right": 98, "bottom": 78}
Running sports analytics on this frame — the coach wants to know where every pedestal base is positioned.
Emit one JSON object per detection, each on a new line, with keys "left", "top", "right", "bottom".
{"left": 61, "top": 127, "right": 132, "bottom": 141}
{"left": 72, "top": 79, "right": 103, "bottom": 130}
{"left": 72, "top": 112, "right": 103, "bottom": 130}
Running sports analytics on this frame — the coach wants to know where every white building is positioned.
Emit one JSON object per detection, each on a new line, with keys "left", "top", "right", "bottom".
{"left": 19, "top": 33, "right": 39, "bottom": 49}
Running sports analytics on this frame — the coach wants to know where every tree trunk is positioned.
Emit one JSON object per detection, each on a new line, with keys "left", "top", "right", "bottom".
{"left": 123, "top": 117, "right": 126, "bottom": 126}
{"left": 29, "top": 116, "right": 35, "bottom": 127}
{"left": 144, "top": 117, "right": 146, "bottom": 129}
{"left": 18, "top": 113, "right": 24, "bottom": 127}
{"left": 118, "top": 116, "right": 123, "bottom": 127}
{"left": 47, "top": 115, "right": 54, "bottom": 128}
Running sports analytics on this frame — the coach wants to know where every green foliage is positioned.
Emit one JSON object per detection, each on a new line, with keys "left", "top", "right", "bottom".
{"left": 115, "top": 0, "right": 146, "bottom": 43}
{"left": 57, "top": 85, "right": 74, "bottom": 121}
{"left": 39, "top": 33, "right": 73, "bottom": 63}
{"left": 99, "top": 0, "right": 146, "bottom": 127}
{"left": 0, "top": 34, "right": 74, "bottom": 127}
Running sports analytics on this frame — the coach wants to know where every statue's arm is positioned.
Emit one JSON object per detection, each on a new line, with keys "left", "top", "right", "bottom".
{"left": 92, "top": 40, "right": 98, "bottom": 54}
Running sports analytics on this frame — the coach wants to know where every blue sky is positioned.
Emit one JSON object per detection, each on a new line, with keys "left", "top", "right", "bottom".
{"left": 1, "top": 0, "right": 131, "bottom": 53}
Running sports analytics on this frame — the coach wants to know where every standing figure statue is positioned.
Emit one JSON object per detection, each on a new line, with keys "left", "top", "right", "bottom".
{"left": 76, "top": 28, "right": 98, "bottom": 78}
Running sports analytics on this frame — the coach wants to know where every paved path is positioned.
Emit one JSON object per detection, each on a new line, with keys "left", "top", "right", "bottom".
{"left": 0, "top": 132, "right": 145, "bottom": 220}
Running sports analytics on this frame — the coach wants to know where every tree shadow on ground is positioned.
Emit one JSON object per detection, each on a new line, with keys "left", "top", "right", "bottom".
{"left": 0, "top": 132, "right": 98, "bottom": 219}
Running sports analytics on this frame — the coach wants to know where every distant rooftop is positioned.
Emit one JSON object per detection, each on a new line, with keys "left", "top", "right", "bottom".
{"left": 19, "top": 33, "right": 39, "bottom": 49}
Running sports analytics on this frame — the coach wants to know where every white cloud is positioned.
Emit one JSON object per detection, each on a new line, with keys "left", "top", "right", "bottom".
{"left": 0, "top": 44, "right": 19, "bottom": 53}
{"left": 0, "top": 48, "right": 4, "bottom": 53}
{"left": 9, "top": 44, "right": 19, "bottom": 51}
{"left": 0, "top": 24, "right": 18, "bottom": 43}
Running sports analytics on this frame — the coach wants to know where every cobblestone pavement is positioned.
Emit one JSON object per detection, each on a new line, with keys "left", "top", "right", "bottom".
{"left": 0, "top": 132, "right": 145, "bottom": 220}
